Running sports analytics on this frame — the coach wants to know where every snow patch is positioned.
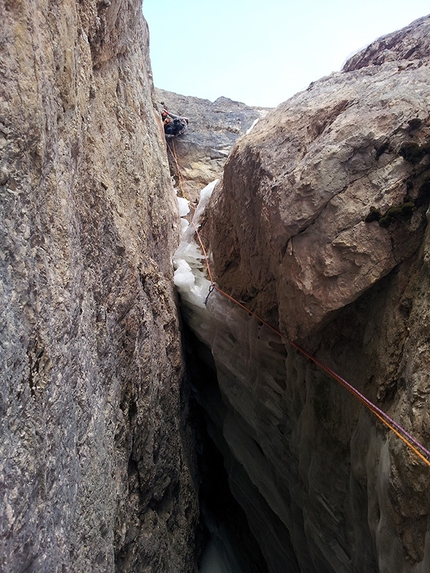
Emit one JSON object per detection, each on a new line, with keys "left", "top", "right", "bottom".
{"left": 177, "top": 196, "right": 190, "bottom": 217}
{"left": 173, "top": 180, "right": 218, "bottom": 309}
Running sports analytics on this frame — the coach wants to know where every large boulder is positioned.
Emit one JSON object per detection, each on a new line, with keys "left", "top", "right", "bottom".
{"left": 189, "top": 14, "right": 430, "bottom": 573}
{"left": 208, "top": 15, "right": 430, "bottom": 341}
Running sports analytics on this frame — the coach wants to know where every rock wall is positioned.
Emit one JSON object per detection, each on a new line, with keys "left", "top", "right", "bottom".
{"left": 0, "top": 2, "right": 197, "bottom": 572}
{"left": 154, "top": 88, "right": 266, "bottom": 201}
{"left": 189, "top": 15, "right": 430, "bottom": 573}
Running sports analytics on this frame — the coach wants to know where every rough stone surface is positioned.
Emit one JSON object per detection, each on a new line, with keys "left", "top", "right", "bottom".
{"left": 190, "top": 15, "right": 430, "bottom": 573}
{"left": 208, "top": 15, "right": 430, "bottom": 341}
{"left": 0, "top": 2, "right": 197, "bottom": 572}
{"left": 343, "top": 15, "right": 430, "bottom": 71}
{"left": 154, "top": 88, "right": 266, "bottom": 201}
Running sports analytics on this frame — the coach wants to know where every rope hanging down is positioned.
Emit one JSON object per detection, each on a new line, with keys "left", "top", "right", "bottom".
{"left": 171, "top": 140, "right": 430, "bottom": 468}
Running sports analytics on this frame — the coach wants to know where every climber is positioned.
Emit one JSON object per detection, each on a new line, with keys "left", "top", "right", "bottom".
{"left": 161, "top": 109, "right": 189, "bottom": 138}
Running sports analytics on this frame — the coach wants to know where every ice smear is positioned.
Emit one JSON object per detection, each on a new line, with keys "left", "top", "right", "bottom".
{"left": 173, "top": 180, "right": 218, "bottom": 309}
{"left": 246, "top": 118, "right": 259, "bottom": 134}
{"left": 173, "top": 178, "right": 283, "bottom": 353}
{"left": 199, "top": 539, "right": 241, "bottom": 573}
{"left": 174, "top": 180, "right": 285, "bottom": 573}
{"left": 177, "top": 196, "right": 190, "bottom": 217}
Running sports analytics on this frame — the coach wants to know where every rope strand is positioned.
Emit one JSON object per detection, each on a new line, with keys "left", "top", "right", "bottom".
{"left": 174, "top": 147, "right": 430, "bottom": 468}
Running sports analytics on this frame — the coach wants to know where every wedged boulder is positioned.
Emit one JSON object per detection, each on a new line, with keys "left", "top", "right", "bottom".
{"left": 207, "top": 15, "right": 430, "bottom": 340}
{"left": 187, "top": 16, "right": 430, "bottom": 572}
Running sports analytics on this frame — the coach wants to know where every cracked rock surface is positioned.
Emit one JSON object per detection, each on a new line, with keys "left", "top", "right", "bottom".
{"left": 208, "top": 15, "right": 430, "bottom": 341}
{"left": 198, "top": 15, "right": 430, "bottom": 573}
{"left": 0, "top": 1, "right": 197, "bottom": 572}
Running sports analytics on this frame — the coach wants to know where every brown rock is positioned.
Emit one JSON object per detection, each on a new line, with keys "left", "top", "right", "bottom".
{"left": 0, "top": 2, "right": 197, "bottom": 572}
{"left": 208, "top": 15, "right": 430, "bottom": 340}
{"left": 190, "top": 14, "right": 430, "bottom": 573}
{"left": 155, "top": 88, "right": 267, "bottom": 202}
{"left": 343, "top": 15, "right": 430, "bottom": 71}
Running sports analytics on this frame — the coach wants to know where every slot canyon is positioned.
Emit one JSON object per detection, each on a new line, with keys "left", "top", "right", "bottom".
{"left": 1, "top": 2, "right": 430, "bottom": 572}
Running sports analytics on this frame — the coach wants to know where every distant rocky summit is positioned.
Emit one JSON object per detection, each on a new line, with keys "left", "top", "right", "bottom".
{"left": 155, "top": 88, "right": 267, "bottom": 201}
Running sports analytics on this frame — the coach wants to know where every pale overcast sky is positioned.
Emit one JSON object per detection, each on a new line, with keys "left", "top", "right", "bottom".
{"left": 143, "top": 0, "right": 429, "bottom": 108}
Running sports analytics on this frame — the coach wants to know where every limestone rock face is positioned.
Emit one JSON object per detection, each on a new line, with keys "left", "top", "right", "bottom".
{"left": 193, "top": 14, "right": 430, "bottom": 573}
{"left": 343, "top": 15, "right": 430, "bottom": 71}
{"left": 0, "top": 2, "right": 196, "bottom": 572}
{"left": 208, "top": 15, "right": 430, "bottom": 341}
{"left": 155, "top": 88, "right": 266, "bottom": 201}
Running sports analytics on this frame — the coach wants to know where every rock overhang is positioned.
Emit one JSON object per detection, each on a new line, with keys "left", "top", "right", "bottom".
{"left": 206, "top": 19, "right": 430, "bottom": 340}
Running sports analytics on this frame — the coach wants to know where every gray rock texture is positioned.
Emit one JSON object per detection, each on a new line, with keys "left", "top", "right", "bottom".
{"left": 154, "top": 88, "right": 266, "bottom": 201}
{"left": 191, "top": 14, "right": 430, "bottom": 573}
{"left": 0, "top": 1, "right": 197, "bottom": 572}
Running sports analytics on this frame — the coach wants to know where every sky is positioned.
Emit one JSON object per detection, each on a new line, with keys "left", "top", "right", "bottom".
{"left": 143, "top": 0, "right": 429, "bottom": 108}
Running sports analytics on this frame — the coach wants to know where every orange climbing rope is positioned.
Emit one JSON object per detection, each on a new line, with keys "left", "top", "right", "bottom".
{"left": 171, "top": 139, "right": 430, "bottom": 468}
{"left": 168, "top": 140, "right": 187, "bottom": 198}
{"left": 289, "top": 340, "right": 430, "bottom": 467}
